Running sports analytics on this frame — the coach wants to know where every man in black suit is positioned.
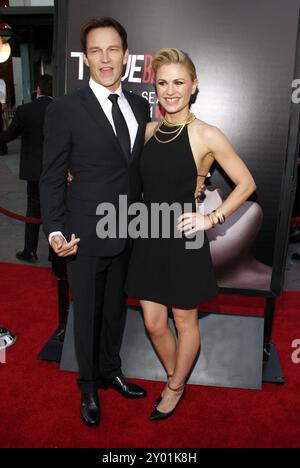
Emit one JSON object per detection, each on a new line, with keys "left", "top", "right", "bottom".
{"left": 0, "top": 102, "right": 8, "bottom": 155}
{"left": 0, "top": 75, "right": 53, "bottom": 262}
{"left": 40, "top": 18, "right": 150, "bottom": 427}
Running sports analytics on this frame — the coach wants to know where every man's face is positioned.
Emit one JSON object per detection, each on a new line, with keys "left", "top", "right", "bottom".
{"left": 84, "top": 27, "right": 128, "bottom": 92}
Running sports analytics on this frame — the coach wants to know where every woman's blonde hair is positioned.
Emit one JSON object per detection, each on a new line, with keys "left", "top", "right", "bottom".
{"left": 152, "top": 48, "right": 197, "bottom": 81}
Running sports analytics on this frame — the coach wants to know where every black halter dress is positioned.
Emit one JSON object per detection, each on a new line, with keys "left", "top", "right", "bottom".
{"left": 125, "top": 123, "right": 218, "bottom": 309}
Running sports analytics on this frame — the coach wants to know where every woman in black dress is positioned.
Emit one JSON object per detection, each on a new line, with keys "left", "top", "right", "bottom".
{"left": 125, "top": 49, "right": 256, "bottom": 421}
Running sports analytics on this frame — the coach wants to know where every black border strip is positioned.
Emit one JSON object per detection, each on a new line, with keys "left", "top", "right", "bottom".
{"left": 271, "top": 6, "right": 300, "bottom": 295}
{"left": 53, "top": 0, "right": 68, "bottom": 97}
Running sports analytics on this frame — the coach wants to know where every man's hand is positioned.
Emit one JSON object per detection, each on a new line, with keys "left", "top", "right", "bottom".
{"left": 67, "top": 170, "right": 74, "bottom": 183}
{"left": 50, "top": 234, "right": 80, "bottom": 257}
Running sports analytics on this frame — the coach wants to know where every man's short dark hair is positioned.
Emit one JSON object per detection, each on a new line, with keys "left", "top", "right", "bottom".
{"left": 80, "top": 17, "right": 128, "bottom": 54}
{"left": 37, "top": 74, "right": 53, "bottom": 97}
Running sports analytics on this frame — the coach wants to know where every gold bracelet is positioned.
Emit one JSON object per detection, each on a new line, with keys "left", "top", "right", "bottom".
{"left": 211, "top": 211, "right": 219, "bottom": 226}
{"left": 207, "top": 213, "right": 216, "bottom": 228}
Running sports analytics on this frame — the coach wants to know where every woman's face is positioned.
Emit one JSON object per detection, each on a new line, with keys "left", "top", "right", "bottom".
{"left": 155, "top": 63, "right": 198, "bottom": 116}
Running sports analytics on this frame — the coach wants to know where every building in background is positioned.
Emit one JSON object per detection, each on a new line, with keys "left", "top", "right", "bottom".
{"left": 0, "top": 0, "right": 53, "bottom": 124}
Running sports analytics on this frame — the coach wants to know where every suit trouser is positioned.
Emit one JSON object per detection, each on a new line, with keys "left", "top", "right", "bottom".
{"left": 24, "top": 181, "right": 41, "bottom": 254}
{"left": 0, "top": 118, "right": 7, "bottom": 154}
{"left": 66, "top": 245, "right": 130, "bottom": 393}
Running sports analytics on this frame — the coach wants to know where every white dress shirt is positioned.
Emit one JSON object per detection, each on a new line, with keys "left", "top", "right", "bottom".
{"left": 89, "top": 78, "right": 138, "bottom": 151}
{"left": 49, "top": 79, "right": 138, "bottom": 245}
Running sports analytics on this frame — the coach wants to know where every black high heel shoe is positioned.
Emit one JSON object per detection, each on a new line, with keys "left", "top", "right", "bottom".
{"left": 154, "top": 373, "right": 174, "bottom": 407}
{"left": 150, "top": 382, "right": 185, "bottom": 421}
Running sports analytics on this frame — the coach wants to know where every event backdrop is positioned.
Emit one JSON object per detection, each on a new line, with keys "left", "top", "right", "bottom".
{"left": 57, "top": 0, "right": 300, "bottom": 292}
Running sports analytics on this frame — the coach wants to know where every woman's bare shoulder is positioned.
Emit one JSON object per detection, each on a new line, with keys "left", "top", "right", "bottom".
{"left": 190, "top": 118, "right": 226, "bottom": 146}
{"left": 190, "top": 118, "right": 220, "bottom": 136}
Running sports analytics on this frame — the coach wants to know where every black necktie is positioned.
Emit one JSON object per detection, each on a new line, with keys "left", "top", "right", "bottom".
{"left": 108, "top": 94, "right": 131, "bottom": 159}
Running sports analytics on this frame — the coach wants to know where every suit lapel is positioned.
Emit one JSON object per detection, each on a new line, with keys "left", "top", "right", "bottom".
{"left": 79, "top": 86, "right": 145, "bottom": 165}
{"left": 79, "top": 86, "right": 128, "bottom": 163}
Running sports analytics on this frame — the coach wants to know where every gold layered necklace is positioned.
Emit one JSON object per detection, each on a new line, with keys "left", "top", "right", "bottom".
{"left": 154, "top": 112, "right": 196, "bottom": 144}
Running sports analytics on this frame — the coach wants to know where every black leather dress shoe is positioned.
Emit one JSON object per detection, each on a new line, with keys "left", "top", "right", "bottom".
{"left": 101, "top": 374, "right": 147, "bottom": 399}
{"left": 80, "top": 392, "right": 101, "bottom": 427}
{"left": 16, "top": 251, "right": 38, "bottom": 263}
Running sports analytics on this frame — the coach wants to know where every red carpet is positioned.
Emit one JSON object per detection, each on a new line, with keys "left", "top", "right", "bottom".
{"left": 0, "top": 262, "right": 299, "bottom": 448}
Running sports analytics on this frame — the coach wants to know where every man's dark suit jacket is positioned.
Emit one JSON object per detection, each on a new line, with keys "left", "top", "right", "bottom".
{"left": 0, "top": 102, "right": 4, "bottom": 133}
{"left": 40, "top": 86, "right": 150, "bottom": 257}
{"left": 0, "top": 96, "right": 53, "bottom": 181}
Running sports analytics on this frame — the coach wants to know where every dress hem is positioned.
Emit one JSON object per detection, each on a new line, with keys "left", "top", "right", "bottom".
{"left": 126, "top": 290, "right": 219, "bottom": 310}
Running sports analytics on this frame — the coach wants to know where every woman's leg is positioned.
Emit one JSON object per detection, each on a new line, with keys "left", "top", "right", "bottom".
{"left": 157, "top": 307, "right": 200, "bottom": 413}
{"left": 141, "top": 300, "right": 177, "bottom": 378}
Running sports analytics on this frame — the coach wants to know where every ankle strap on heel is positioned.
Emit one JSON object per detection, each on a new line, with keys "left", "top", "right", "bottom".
{"left": 167, "top": 382, "right": 185, "bottom": 393}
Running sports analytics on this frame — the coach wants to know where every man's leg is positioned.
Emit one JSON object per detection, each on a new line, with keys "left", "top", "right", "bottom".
{"left": 98, "top": 246, "right": 147, "bottom": 399}
{"left": 99, "top": 246, "right": 131, "bottom": 379}
{"left": 16, "top": 181, "right": 41, "bottom": 262}
{"left": 67, "top": 255, "right": 108, "bottom": 392}
{"left": 0, "top": 143, "right": 7, "bottom": 155}
{"left": 24, "top": 181, "right": 41, "bottom": 255}
{"left": 66, "top": 254, "right": 111, "bottom": 427}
